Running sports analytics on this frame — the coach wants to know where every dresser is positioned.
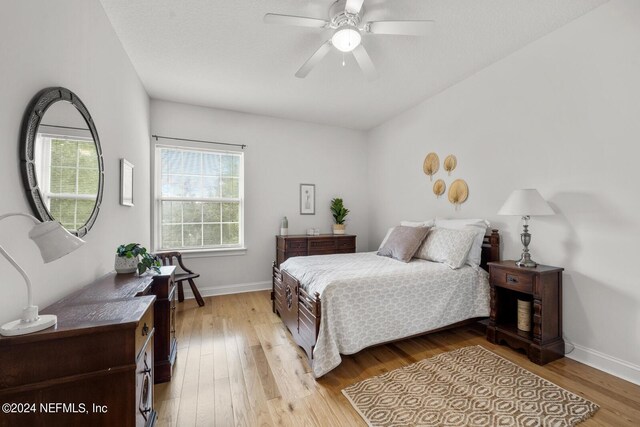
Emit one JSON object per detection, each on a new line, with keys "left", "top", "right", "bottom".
{"left": 0, "top": 267, "right": 176, "bottom": 427}
{"left": 275, "top": 234, "right": 357, "bottom": 267}
{"left": 486, "top": 261, "right": 565, "bottom": 365}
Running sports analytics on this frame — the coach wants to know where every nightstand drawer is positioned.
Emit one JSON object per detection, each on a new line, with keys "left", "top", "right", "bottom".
{"left": 491, "top": 268, "right": 533, "bottom": 293}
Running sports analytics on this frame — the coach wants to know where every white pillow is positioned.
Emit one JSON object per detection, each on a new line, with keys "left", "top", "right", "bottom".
{"left": 434, "top": 218, "right": 489, "bottom": 268}
{"left": 378, "top": 219, "right": 435, "bottom": 250}
{"left": 417, "top": 227, "right": 477, "bottom": 269}
{"left": 400, "top": 219, "right": 435, "bottom": 228}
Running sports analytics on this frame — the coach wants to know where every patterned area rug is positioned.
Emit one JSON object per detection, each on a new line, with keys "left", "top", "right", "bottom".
{"left": 342, "top": 346, "right": 599, "bottom": 427}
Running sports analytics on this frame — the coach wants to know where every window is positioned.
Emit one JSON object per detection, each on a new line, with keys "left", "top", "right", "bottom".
{"left": 36, "top": 133, "right": 99, "bottom": 231}
{"left": 154, "top": 145, "right": 244, "bottom": 251}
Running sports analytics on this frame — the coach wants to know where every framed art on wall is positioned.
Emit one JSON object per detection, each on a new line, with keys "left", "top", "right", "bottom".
{"left": 300, "top": 183, "right": 315, "bottom": 215}
{"left": 120, "top": 159, "right": 134, "bottom": 206}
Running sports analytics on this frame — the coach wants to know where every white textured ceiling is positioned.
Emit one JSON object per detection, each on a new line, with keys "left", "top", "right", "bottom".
{"left": 99, "top": 0, "right": 606, "bottom": 130}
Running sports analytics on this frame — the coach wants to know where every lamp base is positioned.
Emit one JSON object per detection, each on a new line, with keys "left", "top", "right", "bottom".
{"left": 516, "top": 252, "right": 538, "bottom": 268}
{"left": 0, "top": 314, "right": 57, "bottom": 337}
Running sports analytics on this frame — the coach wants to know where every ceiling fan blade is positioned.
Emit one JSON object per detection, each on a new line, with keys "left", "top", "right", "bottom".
{"left": 366, "top": 20, "right": 434, "bottom": 36}
{"left": 264, "top": 13, "right": 328, "bottom": 28}
{"left": 352, "top": 44, "right": 378, "bottom": 81}
{"left": 345, "top": 0, "right": 365, "bottom": 14}
{"left": 295, "top": 40, "right": 333, "bottom": 78}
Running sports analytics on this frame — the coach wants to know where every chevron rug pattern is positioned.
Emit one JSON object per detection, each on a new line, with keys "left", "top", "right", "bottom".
{"left": 342, "top": 346, "right": 598, "bottom": 427}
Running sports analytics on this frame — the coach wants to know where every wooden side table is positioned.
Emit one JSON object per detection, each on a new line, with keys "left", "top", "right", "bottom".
{"left": 486, "top": 260, "right": 565, "bottom": 364}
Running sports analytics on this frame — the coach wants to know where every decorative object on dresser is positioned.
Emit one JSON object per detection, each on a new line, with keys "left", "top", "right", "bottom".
{"left": 20, "top": 87, "right": 104, "bottom": 238}
{"left": 300, "top": 183, "right": 315, "bottom": 215}
{"left": 275, "top": 234, "right": 356, "bottom": 268}
{"left": 120, "top": 158, "right": 135, "bottom": 206}
{"left": 330, "top": 197, "right": 350, "bottom": 235}
{"left": 280, "top": 216, "right": 288, "bottom": 236}
{"left": 116, "top": 243, "right": 161, "bottom": 275}
{"left": 155, "top": 251, "right": 205, "bottom": 307}
{"left": 486, "top": 260, "right": 564, "bottom": 365}
{"left": 0, "top": 267, "right": 177, "bottom": 426}
{"left": 498, "top": 188, "right": 555, "bottom": 267}
{"left": 0, "top": 212, "right": 84, "bottom": 337}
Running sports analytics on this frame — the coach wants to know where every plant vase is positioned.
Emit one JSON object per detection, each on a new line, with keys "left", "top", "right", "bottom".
{"left": 115, "top": 254, "right": 138, "bottom": 274}
{"left": 333, "top": 224, "right": 346, "bottom": 235}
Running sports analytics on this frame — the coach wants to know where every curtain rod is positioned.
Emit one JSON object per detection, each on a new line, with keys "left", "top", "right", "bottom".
{"left": 151, "top": 134, "right": 246, "bottom": 149}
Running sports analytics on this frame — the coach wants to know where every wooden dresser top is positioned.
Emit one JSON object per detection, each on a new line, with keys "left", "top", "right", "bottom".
{"left": 0, "top": 266, "right": 175, "bottom": 345}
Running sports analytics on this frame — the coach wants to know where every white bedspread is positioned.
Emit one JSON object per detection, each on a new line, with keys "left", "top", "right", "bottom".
{"left": 280, "top": 252, "right": 489, "bottom": 378}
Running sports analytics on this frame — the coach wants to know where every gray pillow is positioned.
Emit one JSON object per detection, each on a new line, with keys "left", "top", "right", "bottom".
{"left": 377, "top": 226, "right": 430, "bottom": 262}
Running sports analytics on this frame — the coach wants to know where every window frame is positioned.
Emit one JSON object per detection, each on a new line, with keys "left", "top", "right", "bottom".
{"left": 36, "top": 131, "right": 100, "bottom": 232}
{"left": 151, "top": 141, "right": 246, "bottom": 255}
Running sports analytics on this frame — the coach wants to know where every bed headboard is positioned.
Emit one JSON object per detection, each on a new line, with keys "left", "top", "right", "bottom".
{"left": 480, "top": 229, "right": 500, "bottom": 271}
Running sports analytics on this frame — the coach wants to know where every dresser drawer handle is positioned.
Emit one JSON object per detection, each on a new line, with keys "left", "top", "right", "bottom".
{"left": 506, "top": 274, "right": 519, "bottom": 284}
{"left": 142, "top": 323, "right": 150, "bottom": 336}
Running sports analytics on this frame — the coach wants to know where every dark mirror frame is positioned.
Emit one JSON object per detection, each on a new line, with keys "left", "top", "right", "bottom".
{"left": 20, "top": 87, "right": 104, "bottom": 237}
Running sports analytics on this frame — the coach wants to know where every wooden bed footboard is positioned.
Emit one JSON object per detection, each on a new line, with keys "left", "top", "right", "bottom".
{"left": 272, "top": 262, "right": 320, "bottom": 360}
{"left": 271, "top": 229, "right": 500, "bottom": 364}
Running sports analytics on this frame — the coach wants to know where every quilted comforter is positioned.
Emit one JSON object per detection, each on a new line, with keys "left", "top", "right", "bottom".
{"left": 280, "top": 252, "right": 490, "bottom": 378}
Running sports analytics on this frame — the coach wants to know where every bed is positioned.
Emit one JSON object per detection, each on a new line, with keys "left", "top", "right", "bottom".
{"left": 271, "top": 229, "right": 500, "bottom": 378}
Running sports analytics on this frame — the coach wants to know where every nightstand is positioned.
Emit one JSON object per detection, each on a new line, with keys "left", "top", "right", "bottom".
{"left": 486, "top": 260, "right": 565, "bottom": 365}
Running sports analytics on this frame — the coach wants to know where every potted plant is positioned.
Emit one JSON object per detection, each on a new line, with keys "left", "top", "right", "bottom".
{"left": 330, "top": 198, "right": 350, "bottom": 235}
{"left": 115, "top": 243, "right": 161, "bottom": 275}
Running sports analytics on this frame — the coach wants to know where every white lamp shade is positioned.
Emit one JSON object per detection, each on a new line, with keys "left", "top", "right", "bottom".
{"left": 498, "top": 189, "right": 554, "bottom": 216}
{"left": 28, "top": 221, "right": 85, "bottom": 263}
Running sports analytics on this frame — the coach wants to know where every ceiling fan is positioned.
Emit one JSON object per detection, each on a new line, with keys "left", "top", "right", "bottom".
{"left": 264, "top": 0, "right": 434, "bottom": 80}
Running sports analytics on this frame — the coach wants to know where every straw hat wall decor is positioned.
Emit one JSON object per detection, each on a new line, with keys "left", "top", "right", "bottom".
{"left": 448, "top": 179, "right": 469, "bottom": 210}
{"left": 444, "top": 155, "right": 457, "bottom": 175}
{"left": 423, "top": 152, "right": 439, "bottom": 181}
{"left": 433, "top": 179, "right": 446, "bottom": 198}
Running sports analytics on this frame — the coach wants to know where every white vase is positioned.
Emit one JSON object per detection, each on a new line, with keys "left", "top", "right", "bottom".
{"left": 115, "top": 255, "right": 138, "bottom": 274}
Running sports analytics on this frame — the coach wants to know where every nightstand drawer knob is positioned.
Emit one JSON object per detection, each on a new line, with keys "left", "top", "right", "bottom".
{"left": 506, "top": 274, "right": 519, "bottom": 284}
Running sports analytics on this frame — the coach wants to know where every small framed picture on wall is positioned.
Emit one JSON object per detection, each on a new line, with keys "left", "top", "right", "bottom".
{"left": 300, "top": 183, "right": 315, "bottom": 215}
{"left": 120, "top": 159, "right": 134, "bottom": 207}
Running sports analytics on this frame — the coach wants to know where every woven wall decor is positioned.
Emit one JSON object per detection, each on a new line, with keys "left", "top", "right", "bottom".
{"left": 448, "top": 179, "right": 468, "bottom": 210}
{"left": 423, "top": 152, "right": 439, "bottom": 181}
{"left": 433, "top": 179, "right": 446, "bottom": 198}
{"left": 444, "top": 155, "right": 457, "bottom": 175}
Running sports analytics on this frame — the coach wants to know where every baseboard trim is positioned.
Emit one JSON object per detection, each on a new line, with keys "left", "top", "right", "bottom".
{"left": 567, "top": 343, "right": 640, "bottom": 386}
{"left": 181, "top": 280, "right": 271, "bottom": 299}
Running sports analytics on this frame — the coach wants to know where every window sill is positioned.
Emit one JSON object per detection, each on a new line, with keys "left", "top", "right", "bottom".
{"left": 158, "top": 247, "right": 248, "bottom": 259}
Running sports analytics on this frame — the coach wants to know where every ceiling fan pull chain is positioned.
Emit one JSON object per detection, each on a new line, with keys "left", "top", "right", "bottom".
{"left": 342, "top": 53, "right": 346, "bottom": 67}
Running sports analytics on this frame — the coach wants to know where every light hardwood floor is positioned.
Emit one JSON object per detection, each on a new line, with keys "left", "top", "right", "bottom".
{"left": 155, "top": 291, "right": 640, "bottom": 426}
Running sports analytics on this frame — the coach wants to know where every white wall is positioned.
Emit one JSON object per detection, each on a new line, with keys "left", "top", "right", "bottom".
{"left": 367, "top": 0, "right": 640, "bottom": 384}
{"left": 0, "top": 1, "right": 150, "bottom": 323}
{"left": 150, "top": 100, "right": 368, "bottom": 295}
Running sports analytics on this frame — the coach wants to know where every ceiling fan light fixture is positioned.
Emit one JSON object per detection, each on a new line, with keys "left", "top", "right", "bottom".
{"left": 331, "top": 25, "right": 361, "bottom": 52}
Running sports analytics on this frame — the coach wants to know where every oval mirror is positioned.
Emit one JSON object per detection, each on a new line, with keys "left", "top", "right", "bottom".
{"left": 21, "top": 88, "right": 104, "bottom": 237}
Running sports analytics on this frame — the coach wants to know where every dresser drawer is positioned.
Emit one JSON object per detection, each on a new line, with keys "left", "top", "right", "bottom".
{"left": 135, "top": 305, "right": 154, "bottom": 359}
{"left": 308, "top": 239, "right": 337, "bottom": 250}
{"left": 336, "top": 237, "right": 355, "bottom": 249}
{"left": 286, "top": 239, "right": 307, "bottom": 250}
{"left": 491, "top": 268, "right": 533, "bottom": 293}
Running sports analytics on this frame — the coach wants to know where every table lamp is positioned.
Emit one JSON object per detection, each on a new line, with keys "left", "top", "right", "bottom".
{"left": 498, "top": 189, "right": 554, "bottom": 268}
{"left": 0, "top": 212, "right": 84, "bottom": 336}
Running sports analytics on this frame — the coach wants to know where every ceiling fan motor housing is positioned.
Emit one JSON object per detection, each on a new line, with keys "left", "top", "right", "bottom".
{"left": 330, "top": 0, "right": 363, "bottom": 29}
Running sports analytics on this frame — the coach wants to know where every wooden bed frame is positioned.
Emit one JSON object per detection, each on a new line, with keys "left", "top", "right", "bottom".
{"left": 271, "top": 229, "right": 501, "bottom": 363}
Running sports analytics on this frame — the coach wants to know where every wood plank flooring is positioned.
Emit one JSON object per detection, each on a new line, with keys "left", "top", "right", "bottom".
{"left": 155, "top": 291, "right": 640, "bottom": 426}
